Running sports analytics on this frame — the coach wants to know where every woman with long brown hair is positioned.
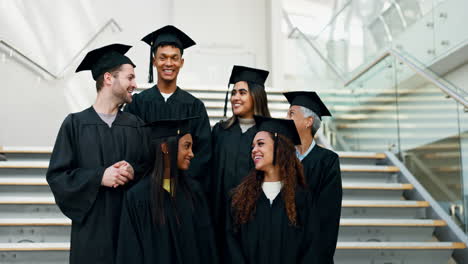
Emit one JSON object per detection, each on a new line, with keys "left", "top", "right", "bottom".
{"left": 210, "top": 65, "right": 271, "bottom": 252}
{"left": 225, "top": 116, "right": 318, "bottom": 264}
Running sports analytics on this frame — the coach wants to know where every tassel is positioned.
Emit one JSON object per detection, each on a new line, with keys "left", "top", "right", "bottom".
{"left": 273, "top": 134, "right": 278, "bottom": 165}
{"left": 223, "top": 83, "right": 230, "bottom": 118}
{"left": 148, "top": 43, "right": 154, "bottom": 83}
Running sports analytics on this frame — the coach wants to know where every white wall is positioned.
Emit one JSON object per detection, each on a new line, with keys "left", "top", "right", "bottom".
{"left": 1, "top": 0, "right": 273, "bottom": 147}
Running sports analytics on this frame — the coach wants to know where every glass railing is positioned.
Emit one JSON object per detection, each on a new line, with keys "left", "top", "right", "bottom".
{"left": 285, "top": 4, "right": 468, "bottom": 232}
{"left": 295, "top": 0, "right": 468, "bottom": 79}
{"left": 328, "top": 49, "right": 468, "bottom": 231}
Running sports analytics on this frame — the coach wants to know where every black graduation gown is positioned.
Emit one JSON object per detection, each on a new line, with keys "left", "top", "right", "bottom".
{"left": 124, "top": 86, "right": 212, "bottom": 187}
{"left": 301, "top": 145, "right": 342, "bottom": 264}
{"left": 225, "top": 188, "right": 318, "bottom": 264}
{"left": 46, "top": 107, "right": 149, "bottom": 264}
{"left": 116, "top": 176, "right": 218, "bottom": 264}
{"left": 210, "top": 121, "right": 257, "bottom": 244}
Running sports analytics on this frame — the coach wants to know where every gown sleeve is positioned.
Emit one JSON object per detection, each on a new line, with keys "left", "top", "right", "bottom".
{"left": 224, "top": 203, "right": 246, "bottom": 264}
{"left": 116, "top": 194, "right": 144, "bottom": 264}
{"left": 316, "top": 154, "right": 342, "bottom": 264}
{"left": 299, "top": 192, "right": 320, "bottom": 264}
{"left": 187, "top": 101, "right": 212, "bottom": 191}
{"left": 46, "top": 115, "right": 105, "bottom": 223}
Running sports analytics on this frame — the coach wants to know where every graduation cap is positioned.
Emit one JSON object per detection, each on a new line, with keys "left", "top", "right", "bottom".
{"left": 145, "top": 116, "right": 199, "bottom": 140}
{"left": 283, "top": 91, "right": 332, "bottom": 120}
{"left": 254, "top": 115, "right": 301, "bottom": 165}
{"left": 224, "top": 65, "right": 270, "bottom": 117}
{"left": 75, "top": 43, "right": 135, "bottom": 80}
{"left": 141, "top": 25, "right": 196, "bottom": 83}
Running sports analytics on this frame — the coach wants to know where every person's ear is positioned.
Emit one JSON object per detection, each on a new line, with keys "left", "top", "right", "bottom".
{"left": 306, "top": 116, "right": 313, "bottom": 129}
{"left": 160, "top": 142, "right": 169, "bottom": 154}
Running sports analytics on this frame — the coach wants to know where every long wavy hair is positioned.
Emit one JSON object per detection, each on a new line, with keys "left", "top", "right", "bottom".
{"left": 230, "top": 133, "right": 305, "bottom": 227}
{"left": 222, "top": 81, "right": 271, "bottom": 129}
{"left": 149, "top": 135, "right": 194, "bottom": 226}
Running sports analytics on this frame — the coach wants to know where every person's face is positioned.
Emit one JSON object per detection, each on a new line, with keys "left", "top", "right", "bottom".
{"left": 251, "top": 131, "right": 275, "bottom": 171}
{"left": 110, "top": 64, "right": 137, "bottom": 104}
{"left": 231, "top": 81, "right": 254, "bottom": 118}
{"left": 177, "top": 133, "right": 194, "bottom": 171}
{"left": 153, "top": 45, "right": 184, "bottom": 82}
{"left": 286, "top": 105, "right": 312, "bottom": 137}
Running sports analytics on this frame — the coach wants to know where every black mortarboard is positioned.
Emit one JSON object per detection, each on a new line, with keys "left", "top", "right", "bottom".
{"left": 254, "top": 116, "right": 301, "bottom": 145}
{"left": 254, "top": 115, "right": 301, "bottom": 165}
{"left": 145, "top": 116, "right": 199, "bottom": 140}
{"left": 75, "top": 44, "right": 135, "bottom": 80}
{"left": 224, "top": 65, "right": 269, "bottom": 117}
{"left": 141, "top": 25, "right": 196, "bottom": 83}
{"left": 283, "top": 91, "right": 332, "bottom": 120}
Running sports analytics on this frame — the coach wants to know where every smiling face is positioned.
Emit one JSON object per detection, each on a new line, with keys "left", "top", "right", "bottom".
{"left": 231, "top": 81, "right": 254, "bottom": 119}
{"left": 110, "top": 64, "right": 137, "bottom": 104}
{"left": 153, "top": 45, "right": 184, "bottom": 83}
{"left": 251, "top": 131, "right": 275, "bottom": 172}
{"left": 177, "top": 133, "right": 194, "bottom": 171}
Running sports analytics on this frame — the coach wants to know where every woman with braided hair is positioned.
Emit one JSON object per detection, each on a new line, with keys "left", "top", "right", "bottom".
{"left": 225, "top": 116, "right": 319, "bottom": 264}
{"left": 116, "top": 117, "right": 218, "bottom": 264}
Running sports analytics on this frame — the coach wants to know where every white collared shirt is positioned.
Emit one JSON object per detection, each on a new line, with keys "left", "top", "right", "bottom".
{"left": 262, "top": 181, "right": 283, "bottom": 205}
{"left": 296, "top": 140, "right": 316, "bottom": 161}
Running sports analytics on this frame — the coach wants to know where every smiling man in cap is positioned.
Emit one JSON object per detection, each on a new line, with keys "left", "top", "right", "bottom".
{"left": 125, "top": 25, "right": 212, "bottom": 191}
{"left": 47, "top": 44, "right": 149, "bottom": 264}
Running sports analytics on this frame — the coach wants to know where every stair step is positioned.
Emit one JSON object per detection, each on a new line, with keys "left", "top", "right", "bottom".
{"left": 336, "top": 241, "right": 465, "bottom": 250}
{"left": 0, "top": 218, "right": 70, "bottom": 226}
{"left": 338, "top": 219, "right": 445, "bottom": 242}
{"left": 342, "top": 184, "right": 411, "bottom": 200}
{"left": 335, "top": 113, "right": 459, "bottom": 120}
{"left": 341, "top": 165, "right": 399, "bottom": 173}
{"left": 0, "top": 161, "right": 49, "bottom": 169}
{"left": 342, "top": 183, "right": 412, "bottom": 190}
{"left": 337, "top": 152, "right": 386, "bottom": 159}
{"left": 0, "top": 178, "right": 47, "bottom": 185}
{"left": 0, "top": 196, "right": 55, "bottom": 204}
{"left": 0, "top": 242, "right": 69, "bottom": 251}
{"left": 342, "top": 200, "right": 429, "bottom": 208}
{"left": 338, "top": 123, "right": 458, "bottom": 129}
{"left": 0, "top": 147, "right": 53, "bottom": 154}
{"left": 339, "top": 219, "right": 445, "bottom": 227}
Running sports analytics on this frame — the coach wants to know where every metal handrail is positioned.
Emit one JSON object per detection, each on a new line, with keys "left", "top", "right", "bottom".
{"left": 0, "top": 40, "right": 58, "bottom": 79}
{"left": 0, "top": 18, "right": 122, "bottom": 79}
{"left": 345, "top": 48, "right": 468, "bottom": 109}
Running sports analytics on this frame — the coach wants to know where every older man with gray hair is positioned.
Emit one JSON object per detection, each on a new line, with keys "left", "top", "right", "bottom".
{"left": 284, "top": 91, "right": 342, "bottom": 264}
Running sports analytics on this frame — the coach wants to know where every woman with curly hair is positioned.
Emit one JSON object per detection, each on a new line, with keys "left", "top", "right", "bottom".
{"left": 116, "top": 117, "right": 218, "bottom": 264}
{"left": 225, "top": 116, "right": 318, "bottom": 264}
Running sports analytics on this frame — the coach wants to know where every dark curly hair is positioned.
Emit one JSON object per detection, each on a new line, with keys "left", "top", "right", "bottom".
{"left": 231, "top": 133, "right": 305, "bottom": 227}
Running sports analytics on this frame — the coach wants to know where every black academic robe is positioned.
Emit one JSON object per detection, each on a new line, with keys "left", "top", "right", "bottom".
{"left": 125, "top": 86, "right": 212, "bottom": 188}
{"left": 46, "top": 107, "right": 149, "bottom": 264}
{"left": 210, "top": 121, "right": 257, "bottom": 247}
{"left": 225, "top": 188, "right": 318, "bottom": 264}
{"left": 301, "top": 145, "right": 342, "bottom": 264}
{"left": 116, "top": 176, "right": 218, "bottom": 264}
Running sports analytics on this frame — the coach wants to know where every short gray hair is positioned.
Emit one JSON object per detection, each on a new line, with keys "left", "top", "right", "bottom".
{"left": 299, "top": 106, "right": 321, "bottom": 136}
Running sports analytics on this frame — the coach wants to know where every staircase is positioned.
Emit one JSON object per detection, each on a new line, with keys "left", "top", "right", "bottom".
{"left": 1, "top": 93, "right": 467, "bottom": 263}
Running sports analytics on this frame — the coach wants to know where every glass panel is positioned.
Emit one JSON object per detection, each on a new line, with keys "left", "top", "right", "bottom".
{"left": 395, "top": 59, "right": 465, "bottom": 230}
{"left": 433, "top": 0, "right": 468, "bottom": 60}
{"left": 331, "top": 56, "right": 400, "bottom": 152}
{"left": 291, "top": 0, "right": 440, "bottom": 77}
{"left": 458, "top": 103, "right": 468, "bottom": 232}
